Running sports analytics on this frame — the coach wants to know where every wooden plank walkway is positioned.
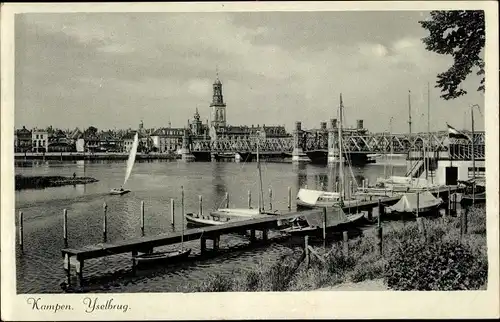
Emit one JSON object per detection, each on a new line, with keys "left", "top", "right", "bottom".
{"left": 61, "top": 209, "right": 321, "bottom": 261}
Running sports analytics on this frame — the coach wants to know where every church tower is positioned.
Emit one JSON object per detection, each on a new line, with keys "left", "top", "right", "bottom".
{"left": 210, "top": 72, "right": 226, "bottom": 128}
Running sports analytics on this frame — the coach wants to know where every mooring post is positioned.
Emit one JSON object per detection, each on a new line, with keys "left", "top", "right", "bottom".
{"left": 200, "top": 237, "right": 207, "bottom": 255}
{"left": 181, "top": 186, "right": 185, "bottom": 223}
{"left": 140, "top": 200, "right": 145, "bottom": 237}
{"left": 461, "top": 208, "right": 468, "bottom": 241}
{"left": 18, "top": 211, "right": 24, "bottom": 253}
{"left": 63, "top": 209, "right": 68, "bottom": 247}
{"left": 247, "top": 190, "right": 252, "bottom": 209}
{"left": 362, "top": 179, "right": 366, "bottom": 191}
{"left": 225, "top": 192, "right": 230, "bottom": 208}
{"left": 65, "top": 254, "right": 71, "bottom": 285}
{"left": 213, "top": 235, "right": 220, "bottom": 252}
{"left": 102, "top": 203, "right": 107, "bottom": 242}
{"left": 335, "top": 182, "right": 339, "bottom": 193}
{"left": 250, "top": 229, "right": 256, "bottom": 243}
{"left": 322, "top": 208, "right": 327, "bottom": 248}
{"left": 343, "top": 231, "right": 349, "bottom": 256}
{"left": 367, "top": 208, "right": 373, "bottom": 221}
{"left": 377, "top": 198, "right": 383, "bottom": 224}
{"left": 416, "top": 192, "right": 420, "bottom": 218}
{"left": 304, "top": 235, "right": 310, "bottom": 268}
{"left": 76, "top": 259, "right": 84, "bottom": 287}
{"left": 287, "top": 186, "right": 292, "bottom": 211}
{"left": 447, "top": 188, "right": 451, "bottom": 216}
{"left": 268, "top": 188, "right": 273, "bottom": 211}
{"left": 262, "top": 229, "right": 268, "bottom": 242}
{"left": 170, "top": 198, "right": 175, "bottom": 227}
{"left": 198, "top": 195, "right": 203, "bottom": 217}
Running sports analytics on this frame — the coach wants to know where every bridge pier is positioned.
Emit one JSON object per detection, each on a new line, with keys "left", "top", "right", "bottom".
{"left": 234, "top": 153, "right": 242, "bottom": 163}
{"left": 327, "top": 118, "right": 343, "bottom": 164}
{"left": 292, "top": 121, "right": 311, "bottom": 163}
{"left": 180, "top": 129, "right": 195, "bottom": 162}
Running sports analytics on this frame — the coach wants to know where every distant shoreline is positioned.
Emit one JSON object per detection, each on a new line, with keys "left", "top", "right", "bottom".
{"left": 15, "top": 175, "right": 99, "bottom": 190}
{"left": 14, "top": 152, "right": 179, "bottom": 161}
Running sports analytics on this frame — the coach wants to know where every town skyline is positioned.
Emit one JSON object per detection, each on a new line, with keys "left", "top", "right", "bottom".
{"left": 15, "top": 11, "right": 485, "bottom": 134}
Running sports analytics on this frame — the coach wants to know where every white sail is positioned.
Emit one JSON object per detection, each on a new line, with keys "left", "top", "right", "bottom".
{"left": 123, "top": 132, "right": 139, "bottom": 187}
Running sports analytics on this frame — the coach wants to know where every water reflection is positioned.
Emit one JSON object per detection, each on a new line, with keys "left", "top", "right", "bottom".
{"left": 293, "top": 162, "right": 308, "bottom": 190}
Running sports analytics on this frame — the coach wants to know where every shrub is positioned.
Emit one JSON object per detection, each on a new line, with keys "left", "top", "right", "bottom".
{"left": 385, "top": 241, "right": 487, "bottom": 290}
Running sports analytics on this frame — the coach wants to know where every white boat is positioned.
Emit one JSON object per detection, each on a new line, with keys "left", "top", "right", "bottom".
{"left": 185, "top": 211, "right": 266, "bottom": 227}
{"left": 133, "top": 249, "right": 191, "bottom": 267}
{"left": 386, "top": 191, "right": 443, "bottom": 216}
{"left": 110, "top": 132, "right": 138, "bottom": 195}
{"left": 296, "top": 94, "right": 362, "bottom": 209}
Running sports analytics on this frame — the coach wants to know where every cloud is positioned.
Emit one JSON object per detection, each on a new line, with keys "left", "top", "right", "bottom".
{"left": 14, "top": 12, "right": 485, "bottom": 133}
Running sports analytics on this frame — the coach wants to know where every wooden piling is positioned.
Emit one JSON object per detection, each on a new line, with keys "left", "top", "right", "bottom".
{"left": 200, "top": 237, "right": 207, "bottom": 255}
{"left": 287, "top": 186, "right": 292, "bottom": 211}
{"left": 76, "top": 260, "right": 84, "bottom": 287}
{"left": 250, "top": 229, "right": 256, "bottom": 243}
{"left": 268, "top": 188, "right": 273, "bottom": 210}
{"left": 63, "top": 209, "right": 68, "bottom": 247}
{"left": 377, "top": 198, "right": 383, "bottom": 225}
{"left": 377, "top": 226, "right": 383, "bottom": 256}
{"left": 416, "top": 192, "right": 420, "bottom": 218}
{"left": 247, "top": 190, "right": 252, "bottom": 209}
{"left": 447, "top": 187, "right": 451, "bottom": 216}
{"left": 131, "top": 250, "right": 137, "bottom": 275}
{"left": 362, "top": 179, "right": 366, "bottom": 191}
{"left": 213, "top": 235, "right": 220, "bottom": 251}
{"left": 140, "top": 201, "right": 145, "bottom": 236}
{"left": 335, "top": 182, "right": 339, "bottom": 193}
{"left": 198, "top": 195, "right": 203, "bottom": 217}
{"left": 304, "top": 235, "right": 310, "bottom": 268}
{"left": 170, "top": 198, "right": 175, "bottom": 227}
{"left": 322, "top": 207, "right": 327, "bottom": 243}
{"left": 262, "top": 229, "right": 268, "bottom": 242}
{"left": 18, "top": 211, "right": 23, "bottom": 252}
{"left": 367, "top": 208, "right": 373, "bottom": 221}
{"left": 225, "top": 192, "right": 229, "bottom": 208}
{"left": 343, "top": 231, "right": 349, "bottom": 256}
{"left": 461, "top": 209, "right": 468, "bottom": 240}
{"left": 181, "top": 186, "right": 185, "bottom": 225}
{"left": 102, "top": 203, "right": 107, "bottom": 242}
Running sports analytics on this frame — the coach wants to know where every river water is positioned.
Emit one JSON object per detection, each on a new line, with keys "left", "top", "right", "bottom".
{"left": 15, "top": 159, "right": 406, "bottom": 293}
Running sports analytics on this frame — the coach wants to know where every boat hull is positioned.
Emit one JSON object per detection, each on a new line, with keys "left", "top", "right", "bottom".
{"left": 460, "top": 192, "right": 486, "bottom": 206}
{"left": 296, "top": 198, "right": 362, "bottom": 209}
{"left": 281, "top": 213, "right": 366, "bottom": 236}
{"left": 110, "top": 189, "right": 130, "bottom": 195}
{"left": 386, "top": 204, "right": 442, "bottom": 219}
{"left": 185, "top": 213, "right": 232, "bottom": 226}
{"left": 134, "top": 249, "right": 191, "bottom": 267}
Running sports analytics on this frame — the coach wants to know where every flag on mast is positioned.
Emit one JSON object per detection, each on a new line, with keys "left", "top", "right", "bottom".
{"left": 446, "top": 123, "right": 470, "bottom": 140}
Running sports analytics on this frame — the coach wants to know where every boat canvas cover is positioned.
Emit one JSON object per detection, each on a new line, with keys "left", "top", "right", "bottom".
{"left": 300, "top": 207, "right": 348, "bottom": 228}
{"left": 388, "top": 191, "right": 441, "bottom": 213}
{"left": 211, "top": 208, "right": 261, "bottom": 217}
{"left": 297, "top": 188, "right": 331, "bottom": 205}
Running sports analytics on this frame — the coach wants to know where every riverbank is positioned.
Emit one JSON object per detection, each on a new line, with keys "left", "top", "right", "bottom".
{"left": 178, "top": 205, "right": 487, "bottom": 292}
{"left": 15, "top": 175, "right": 99, "bottom": 190}
{"left": 14, "top": 152, "right": 179, "bottom": 161}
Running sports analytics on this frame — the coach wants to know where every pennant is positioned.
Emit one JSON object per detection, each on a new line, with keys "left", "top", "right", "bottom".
{"left": 447, "top": 123, "right": 470, "bottom": 140}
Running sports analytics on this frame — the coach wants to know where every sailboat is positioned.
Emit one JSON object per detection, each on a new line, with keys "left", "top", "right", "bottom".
{"left": 110, "top": 132, "right": 139, "bottom": 195}
{"left": 386, "top": 84, "right": 443, "bottom": 217}
{"left": 296, "top": 94, "right": 362, "bottom": 209}
{"left": 184, "top": 130, "right": 273, "bottom": 226}
{"left": 134, "top": 186, "right": 191, "bottom": 267}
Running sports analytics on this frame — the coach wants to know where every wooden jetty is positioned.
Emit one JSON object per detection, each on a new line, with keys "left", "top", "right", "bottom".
{"left": 60, "top": 185, "right": 462, "bottom": 287}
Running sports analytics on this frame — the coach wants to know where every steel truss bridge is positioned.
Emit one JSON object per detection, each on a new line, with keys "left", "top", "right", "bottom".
{"left": 190, "top": 130, "right": 485, "bottom": 158}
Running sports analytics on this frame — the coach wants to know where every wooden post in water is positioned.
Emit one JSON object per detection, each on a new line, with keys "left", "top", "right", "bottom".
{"left": 63, "top": 209, "right": 68, "bottom": 247}
{"left": 335, "top": 182, "right": 339, "bottom": 193}
{"left": 170, "top": 198, "right": 175, "bottom": 227}
{"left": 287, "top": 186, "right": 292, "bottom": 211}
{"left": 377, "top": 198, "right": 383, "bottom": 223}
{"left": 304, "top": 235, "right": 310, "bottom": 268}
{"left": 268, "top": 188, "right": 273, "bottom": 211}
{"left": 140, "top": 201, "right": 145, "bottom": 237}
{"left": 247, "top": 190, "right": 252, "bottom": 209}
{"left": 102, "top": 203, "right": 107, "bottom": 242}
{"left": 225, "top": 192, "right": 230, "bottom": 208}
{"left": 198, "top": 195, "right": 203, "bottom": 217}
{"left": 181, "top": 186, "right": 185, "bottom": 228}
{"left": 362, "top": 179, "right": 366, "bottom": 191}
{"left": 377, "top": 199, "right": 383, "bottom": 256}
{"left": 343, "top": 231, "right": 349, "bottom": 256}
{"left": 18, "top": 211, "right": 23, "bottom": 253}
{"left": 447, "top": 187, "right": 452, "bottom": 216}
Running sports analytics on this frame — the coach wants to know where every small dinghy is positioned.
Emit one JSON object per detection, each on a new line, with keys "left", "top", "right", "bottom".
{"left": 110, "top": 188, "right": 130, "bottom": 195}
{"left": 185, "top": 212, "right": 235, "bottom": 226}
{"left": 134, "top": 249, "right": 191, "bottom": 267}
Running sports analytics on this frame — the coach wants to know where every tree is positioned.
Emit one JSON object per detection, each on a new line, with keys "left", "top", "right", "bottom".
{"left": 419, "top": 10, "right": 485, "bottom": 100}
{"left": 83, "top": 126, "right": 98, "bottom": 137}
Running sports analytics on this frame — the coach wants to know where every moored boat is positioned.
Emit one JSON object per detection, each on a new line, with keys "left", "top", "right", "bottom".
{"left": 134, "top": 249, "right": 191, "bottom": 267}
{"left": 110, "top": 188, "right": 130, "bottom": 195}
{"left": 185, "top": 212, "right": 233, "bottom": 226}
{"left": 386, "top": 191, "right": 442, "bottom": 217}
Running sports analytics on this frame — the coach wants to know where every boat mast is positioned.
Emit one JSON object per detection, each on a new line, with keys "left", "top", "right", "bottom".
{"left": 408, "top": 90, "right": 412, "bottom": 173}
{"left": 181, "top": 185, "right": 184, "bottom": 250}
{"left": 383, "top": 130, "right": 387, "bottom": 179}
{"left": 390, "top": 117, "right": 394, "bottom": 178}
{"left": 338, "top": 94, "right": 344, "bottom": 204}
{"left": 471, "top": 104, "right": 476, "bottom": 204}
{"left": 257, "top": 131, "right": 264, "bottom": 213}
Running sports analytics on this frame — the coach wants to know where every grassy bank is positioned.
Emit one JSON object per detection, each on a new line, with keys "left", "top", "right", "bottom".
{"left": 178, "top": 206, "right": 487, "bottom": 292}
{"left": 15, "top": 175, "right": 99, "bottom": 190}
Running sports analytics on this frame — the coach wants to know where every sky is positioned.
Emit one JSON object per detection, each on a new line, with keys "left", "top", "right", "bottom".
{"left": 14, "top": 11, "right": 485, "bottom": 134}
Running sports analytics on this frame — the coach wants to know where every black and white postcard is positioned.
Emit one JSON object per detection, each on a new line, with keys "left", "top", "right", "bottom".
{"left": 1, "top": 1, "right": 499, "bottom": 320}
